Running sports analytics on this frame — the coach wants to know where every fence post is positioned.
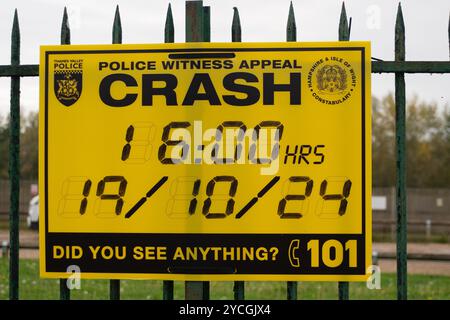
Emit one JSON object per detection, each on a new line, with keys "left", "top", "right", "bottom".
{"left": 337, "top": 2, "right": 350, "bottom": 300}
{"left": 203, "top": 6, "right": 210, "bottom": 42}
{"left": 230, "top": 6, "right": 245, "bottom": 301}
{"left": 163, "top": 280, "right": 174, "bottom": 300}
{"left": 233, "top": 281, "right": 244, "bottom": 300}
{"left": 186, "top": 0, "right": 204, "bottom": 42}
{"left": 109, "top": 5, "right": 123, "bottom": 300}
{"left": 58, "top": 7, "right": 71, "bottom": 300}
{"left": 59, "top": 278, "right": 70, "bottom": 300}
{"left": 162, "top": 3, "right": 175, "bottom": 301}
{"left": 395, "top": 2, "right": 407, "bottom": 301}
{"left": 184, "top": 0, "right": 209, "bottom": 300}
{"left": 286, "top": 1, "right": 298, "bottom": 300}
{"left": 9, "top": 9, "right": 20, "bottom": 301}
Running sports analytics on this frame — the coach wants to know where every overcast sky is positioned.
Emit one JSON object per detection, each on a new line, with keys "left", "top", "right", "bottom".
{"left": 0, "top": 0, "right": 449, "bottom": 115}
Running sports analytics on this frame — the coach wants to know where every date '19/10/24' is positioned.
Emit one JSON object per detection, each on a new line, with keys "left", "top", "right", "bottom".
{"left": 58, "top": 120, "right": 352, "bottom": 220}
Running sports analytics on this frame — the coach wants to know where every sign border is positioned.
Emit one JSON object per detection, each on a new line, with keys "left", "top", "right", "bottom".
{"left": 41, "top": 44, "right": 370, "bottom": 281}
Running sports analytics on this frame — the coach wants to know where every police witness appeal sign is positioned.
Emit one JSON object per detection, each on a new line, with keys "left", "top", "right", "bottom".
{"left": 40, "top": 42, "right": 371, "bottom": 281}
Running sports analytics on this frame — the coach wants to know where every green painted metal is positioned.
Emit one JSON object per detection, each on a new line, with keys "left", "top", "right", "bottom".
{"left": 231, "top": 7, "right": 244, "bottom": 300}
{"left": 286, "top": 3, "right": 297, "bottom": 300}
{"left": 348, "top": 17, "right": 353, "bottom": 37}
{"left": 58, "top": 277, "right": 70, "bottom": 299}
{"left": 287, "top": 282, "right": 297, "bottom": 300}
{"left": 372, "top": 61, "right": 450, "bottom": 73}
{"left": 185, "top": 0, "right": 203, "bottom": 42}
{"left": 0, "top": 65, "right": 38, "bottom": 77}
{"left": 163, "top": 3, "right": 175, "bottom": 301}
{"left": 109, "top": 280, "right": 120, "bottom": 300}
{"left": 233, "top": 281, "right": 245, "bottom": 300}
{"left": 113, "top": 5, "right": 122, "bottom": 44}
{"left": 286, "top": 1, "right": 296, "bottom": 42}
{"left": 232, "top": 7, "right": 241, "bottom": 42}
{"left": 338, "top": 282, "right": 349, "bottom": 300}
{"left": 165, "top": 3, "right": 174, "bottom": 43}
{"left": 338, "top": 2, "right": 350, "bottom": 41}
{"left": 203, "top": 6, "right": 210, "bottom": 42}
{"left": 61, "top": 7, "right": 70, "bottom": 45}
{"left": 163, "top": 280, "right": 174, "bottom": 300}
{"left": 59, "top": 7, "right": 71, "bottom": 301}
{"left": 184, "top": 1, "right": 209, "bottom": 300}
{"left": 59, "top": 279, "right": 70, "bottom": 300}
{"left": 2, "top": 61, "right": 450, "bottom": 78}
{"left": 110, "top": 6, "right": 123, "bottom": 300}
{"left": 9, "top": 8, "right": 20, "bottom": 301}
{"left": 337, "top": 2, "right": 350, "bottom": 301}
{"left": 395, "top": 2, "right": 407, "bottom": 301}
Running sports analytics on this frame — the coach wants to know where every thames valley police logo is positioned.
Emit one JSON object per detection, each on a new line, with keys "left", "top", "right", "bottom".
{"left": 54, "top": 59, "right": 83, "bottom": 106}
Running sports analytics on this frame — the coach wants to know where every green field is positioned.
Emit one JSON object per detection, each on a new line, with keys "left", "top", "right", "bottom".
{"left": 0, "top": 259, "right": 449, "bottom": 300}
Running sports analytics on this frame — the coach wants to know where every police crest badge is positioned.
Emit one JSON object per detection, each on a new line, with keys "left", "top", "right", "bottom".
{"left": 54, "top": 59, "right": 83, "bottom": 106}
{"left": 316, "top": 64, "right": 347, "bottom": 94}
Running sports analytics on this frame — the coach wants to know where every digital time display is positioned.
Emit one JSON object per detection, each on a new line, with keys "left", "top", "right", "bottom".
{"left": 40, "top": 42, "right": 371, "bottom": 281}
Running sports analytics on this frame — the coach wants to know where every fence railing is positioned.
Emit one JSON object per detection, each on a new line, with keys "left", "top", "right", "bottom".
{"left": 1, "top": 0, "right": 450, "bottom": 301}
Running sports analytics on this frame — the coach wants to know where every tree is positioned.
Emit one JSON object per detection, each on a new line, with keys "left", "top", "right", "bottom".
{"left": 427, "top": 107, "right": 450, "bottom": 187}
{"left": 0, "top": 114, "right": 9, "bottom": 179}
{"left": 372, "top": 93, "right": 449, "bottom": 188}
{"left": 0, "top": 111, "right": 38, "bottom": 180}
{"left": 372, "top": 95, "right": 395, "bottom": 187}
{"left": 20, "top": 111, "right": 38, "bottom": 180}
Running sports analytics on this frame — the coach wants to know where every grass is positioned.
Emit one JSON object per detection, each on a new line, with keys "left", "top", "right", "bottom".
{"left": 0, "top": 259, "right": 449, "bottom": 300}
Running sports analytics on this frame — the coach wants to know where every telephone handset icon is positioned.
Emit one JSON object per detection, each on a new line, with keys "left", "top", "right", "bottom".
{"left": 288, "top": 239, "right": 300, "bottom": 268}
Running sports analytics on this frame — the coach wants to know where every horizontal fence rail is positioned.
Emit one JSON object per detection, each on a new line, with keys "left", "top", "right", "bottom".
{"left": 3, "top": 61, "right": 450, "bottom": 77}
{"left": 3, "top": 0, "right": 450, "bottom": 301}
{"left": 0, "top": 65, "right": 38, "bottom": 77}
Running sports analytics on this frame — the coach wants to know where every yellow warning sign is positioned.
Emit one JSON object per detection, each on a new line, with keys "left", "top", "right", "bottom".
{"left": 40, "top": 42, "right": 371, "bottom": 281}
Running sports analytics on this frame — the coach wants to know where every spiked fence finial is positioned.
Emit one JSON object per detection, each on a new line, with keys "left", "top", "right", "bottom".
{"left": 11, "top": 9, "right": 20, "bottom": 65}
{"left": 287, "top": 1, "right": 297, "bottom": 42}
{"left": 395, "top": 2, "right": 405, "bottom": 61}
{"left": 165, "top": 3, "right": 174, "bottom": 43}
{"left": 61, "top": 7, "right": 71, "bottom": 45}
{"left": 339, "top": 2, "right": 349, "bottom": 41}
{"left": 232, "top": 7, "right": 241, "bottom": 42}
{"left": 113, "top": 5, "right": 122, "bottom": 44}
